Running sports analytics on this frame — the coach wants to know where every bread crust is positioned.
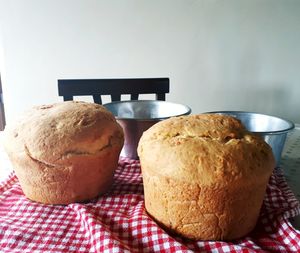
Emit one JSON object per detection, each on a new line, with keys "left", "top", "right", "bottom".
{"left": 138, "top": 114, "right": 275, "bottom": 240}
{"left": 3, "top": 101, "right": 124, "bottom": 204}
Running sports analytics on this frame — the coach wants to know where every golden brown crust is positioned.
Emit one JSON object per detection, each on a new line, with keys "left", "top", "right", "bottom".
{"left": 138, "top": 114, "right": 275, "bottom": 240}
{"left": 3, "top": 101, "right": 124, "bottom": 204}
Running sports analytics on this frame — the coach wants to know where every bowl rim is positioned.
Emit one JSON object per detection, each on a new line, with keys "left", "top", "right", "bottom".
{"left": 103, "top": 100, "right": 192, "bottom": 121}
{"left": 204, "top": 110, "right": 295, "bottom": 135}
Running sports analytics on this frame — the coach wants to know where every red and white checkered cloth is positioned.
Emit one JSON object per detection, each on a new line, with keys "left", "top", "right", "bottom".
{"left": 0, "top": 158, "right": 300, "bottom": 252}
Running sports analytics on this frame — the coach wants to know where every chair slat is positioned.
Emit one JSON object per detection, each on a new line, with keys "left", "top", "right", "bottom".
{"left": 92, "top": 95, "right": 102, "bottom": 104}
{"left": 111, "top": 94, "right": 121, "bottom": 102}
{"left": 156, "top": 93, "right": 166, "bottom": 101}
{"left": 130, "top": 94, "right": 139, "bottom": 100}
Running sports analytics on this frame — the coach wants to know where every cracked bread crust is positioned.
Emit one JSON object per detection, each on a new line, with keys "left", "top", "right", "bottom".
{"left": 138, "top": 114, "right": 275, "bottom": 240}
{"left": 3, "top": 101, "right": 124, "bottom": 204}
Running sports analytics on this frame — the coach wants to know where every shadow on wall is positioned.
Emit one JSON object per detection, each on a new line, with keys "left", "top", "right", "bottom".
{"left": 0, "top": 76, "right": 6, "bottom": 131}
{"left": 218, "top": 84, "right": 297, "bottom": 123}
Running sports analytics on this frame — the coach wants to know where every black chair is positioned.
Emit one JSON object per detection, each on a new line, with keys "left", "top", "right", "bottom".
{"left": 58, "top": 78, "right": 169, "bottom": 104}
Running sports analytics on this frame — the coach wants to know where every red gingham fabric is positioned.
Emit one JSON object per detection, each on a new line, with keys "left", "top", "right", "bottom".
{"left": 0, "top": 158, "right": 300, "bottom": 252}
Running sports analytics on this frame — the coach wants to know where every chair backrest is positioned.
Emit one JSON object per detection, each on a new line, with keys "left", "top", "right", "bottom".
{"left": 58, "top": 78, "right": 169, "bottom": 104}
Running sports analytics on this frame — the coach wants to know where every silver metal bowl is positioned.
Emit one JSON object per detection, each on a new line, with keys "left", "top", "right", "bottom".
{"left": 206, "top": 111, "right": 295, "bottom": 166}
{"left": 103, "top": 100, "right": 191, "bottom": 159}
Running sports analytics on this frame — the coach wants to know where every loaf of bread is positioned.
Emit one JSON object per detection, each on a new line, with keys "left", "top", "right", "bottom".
{"left": 3, "top": 101, "right": 124, "bottom": 205}
{"left": 137, "top": 114, "right": 275, "bottom": 240}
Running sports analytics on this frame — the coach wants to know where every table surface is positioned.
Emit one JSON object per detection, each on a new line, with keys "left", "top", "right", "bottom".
{"left": 281, "top": 124, "right": 300, "bottom": 200}
{"left": 1, "top": 125, "right": 300, "bottom": 230}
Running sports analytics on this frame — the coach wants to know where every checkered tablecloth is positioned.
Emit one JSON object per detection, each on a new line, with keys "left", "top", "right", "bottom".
{"left": 0, "top": 158, "right": 300, "bottom": 253}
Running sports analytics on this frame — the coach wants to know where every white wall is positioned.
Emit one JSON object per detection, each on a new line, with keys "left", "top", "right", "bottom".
{"left": 0, "top": 0, "right": 299, "bottom": 123}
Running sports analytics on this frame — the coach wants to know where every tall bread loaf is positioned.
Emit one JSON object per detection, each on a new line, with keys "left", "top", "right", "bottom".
{"left": 3, "top": 101, "right": 124, "bottom": 204}
{"left": 138, "top": 114, "right": 275, "bottom": 240}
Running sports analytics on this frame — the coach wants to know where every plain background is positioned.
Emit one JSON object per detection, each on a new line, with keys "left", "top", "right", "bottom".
{"left": 0, "top": 0, "right": 299, "bottom": 124}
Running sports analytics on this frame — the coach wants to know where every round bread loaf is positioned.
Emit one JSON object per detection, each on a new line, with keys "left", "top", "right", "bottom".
{"left": 137, "top": 114, "right": 275, "bottom": 240}
{"left": 3, "top": 101, "right": 124, "bottom": 205}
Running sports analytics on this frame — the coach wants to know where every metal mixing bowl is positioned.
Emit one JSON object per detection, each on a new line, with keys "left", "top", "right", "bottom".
{"left": 103, "top": 100, "right": 191, "bottom": 159}
{"left": 206, "top": 111, "right": 295, "bottom": 166}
